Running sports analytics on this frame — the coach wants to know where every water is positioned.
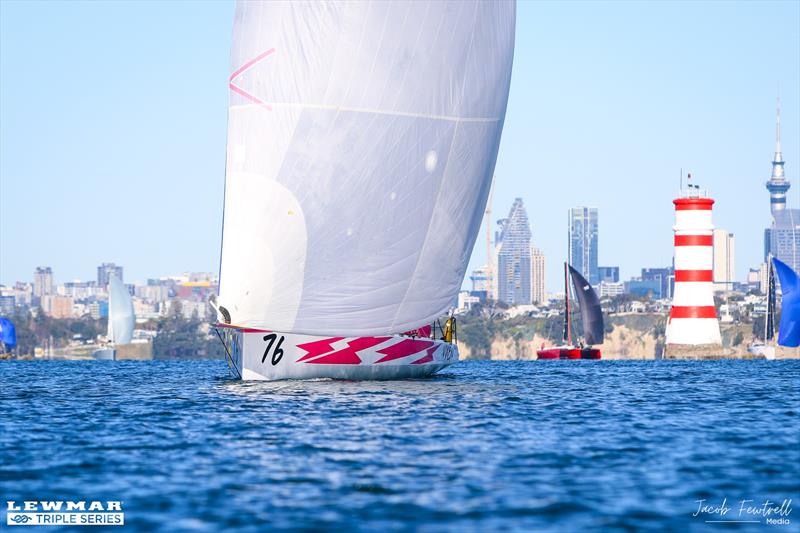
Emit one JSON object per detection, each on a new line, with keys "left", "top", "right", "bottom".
{"left": 1, "top": 360, "right": 798, "bottom": 532}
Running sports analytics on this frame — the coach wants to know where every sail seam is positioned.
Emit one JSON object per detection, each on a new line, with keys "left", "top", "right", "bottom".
{"left": 229, "top": 103, "right": 499, "bottom": 123}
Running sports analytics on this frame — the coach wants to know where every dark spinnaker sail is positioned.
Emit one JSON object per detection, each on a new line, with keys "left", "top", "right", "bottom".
{"left": 568, "top": 266, "right": 604, "bottom": 345}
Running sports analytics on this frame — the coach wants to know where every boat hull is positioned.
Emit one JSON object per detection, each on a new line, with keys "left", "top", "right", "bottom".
{"left": 213, "top": 325, "right": 459, "bottom": 381}
{"left": 536, "top": 346, "right": 601, "bottom": 360}
{"left": 92, "top": 347, "right": 116, "bottom": 361}
{"left": 747, "top": 343, "right": 776, "bottom": 360}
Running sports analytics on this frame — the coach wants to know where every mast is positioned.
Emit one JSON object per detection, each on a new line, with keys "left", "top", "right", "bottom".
{"left": 766, "top": 256, "right": 775, "bottom": 342}
{"left": 563, "top": 262, "right": 572, "bottom": 345}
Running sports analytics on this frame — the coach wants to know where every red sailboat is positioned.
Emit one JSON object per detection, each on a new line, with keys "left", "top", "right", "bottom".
{"left": 537, "top": 263, "right": 603, "bottom": 360}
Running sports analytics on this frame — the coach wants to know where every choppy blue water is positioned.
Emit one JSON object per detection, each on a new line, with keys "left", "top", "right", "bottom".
{"left": 1, "top": 360, "right": 798, "bottom": 532}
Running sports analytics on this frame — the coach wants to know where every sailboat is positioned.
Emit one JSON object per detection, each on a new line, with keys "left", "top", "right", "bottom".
{"left": 772, "top": 257, "right": 800, "bottom": 348}
{"left": 92, "top": 275, "right": 134, "bottom": 361}
{"left": 537, "top": 263, "right": 603, "bottom": 360}
{"left": 747, "top": 256, "right": 777, "bottom": 359}
{"left": 213, "top": 2, "right": 515, "bottom": 380}
{"left": 0, "top": 317, "right": 16, "bottom": 355}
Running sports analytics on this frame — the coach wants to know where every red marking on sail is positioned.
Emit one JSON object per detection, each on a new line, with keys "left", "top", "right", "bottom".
{"left": 674, "top": 270, "right": 713, "bottom": 282}
{"left": 403, "top": 325, "right": 432, "bottom": 338}
{"left": 375, "top": 339, "right": 434, "bottom": 364}
{"left": 670, "top": 306, "right": 717, "bottom": 319}
{"left": 411, "top": 346, "right": 438, "bottom": 365}
{"left": 229, "top": 48, "right": 275, "bottom": 111}
{"left": 296, "top": 337, "right": 344, "bottom": 363}
{"left": 306, "top": 336, "right": 391, "bottom": 365}
{"left": 674, "top": 235, "right": 713, "bottom": 246}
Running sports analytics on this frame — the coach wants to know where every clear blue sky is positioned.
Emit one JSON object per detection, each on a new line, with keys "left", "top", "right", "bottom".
{"left": 1, "top": 0, "right": 798, "bottom": 292}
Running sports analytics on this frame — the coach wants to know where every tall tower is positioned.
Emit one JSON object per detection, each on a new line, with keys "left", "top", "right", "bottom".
{"left": 568, "top": 207, "right": 599, "bottom": 285}
{"left": 767, "top": 97, "right": 790, "bottom": 215}
{"left": 666, "top": 180, "right": 722, "bottom": 348}
{"left": 496, "top": 198, "right": 532, "bottom": 306}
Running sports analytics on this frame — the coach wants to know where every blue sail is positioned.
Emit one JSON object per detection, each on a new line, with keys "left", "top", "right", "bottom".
{"left": 0, "top": 317, "right": 16, "bottom": 350}
{"left": 772, "top": 258, "right": 800, "bottom": 348}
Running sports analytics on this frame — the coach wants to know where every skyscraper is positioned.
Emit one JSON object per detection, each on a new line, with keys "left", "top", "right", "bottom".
{"left": 530, "top": 247, "right": 546, "bottom": 304}
{"left": 33, "top": 266, "right": 53, "bottom": 304}
{"left": 496, "top": 198, "right": 532, "bottom": 305}
{"left": 97, "top": 263, "right": 124, "bottom": 287}
{"left": 568, "top": 207, "right": 599, "bottom": 285}
{"left": 712, "top": 229, "right": 735, "bottom": 293}
{"left": 598, "top": 266, "right": 619, "bottom": 283}
{"left": 764, "top": 98, "right": 800, "bottom": 272}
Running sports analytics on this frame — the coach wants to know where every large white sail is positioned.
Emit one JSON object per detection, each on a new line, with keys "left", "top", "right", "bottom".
{"left": 107, "top": 275, "right": 134, "bottom": 345}
{"left": 219, "top": 0, "right": 515, "bottom": 336}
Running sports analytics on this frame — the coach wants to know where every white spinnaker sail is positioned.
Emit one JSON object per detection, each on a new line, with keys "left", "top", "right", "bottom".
{"left": 108, "top": 275, "right": 134, "bottom": 345}
{"left": 219, "top": 0, "right": 515, "bottom": 336}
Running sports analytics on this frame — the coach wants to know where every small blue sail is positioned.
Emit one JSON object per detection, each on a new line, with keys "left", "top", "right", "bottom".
{"left": 772, "top": 258, "right": 800, "bottom": 348}
{"left": 0, "top": 317, "right": 16, "bottom": 350}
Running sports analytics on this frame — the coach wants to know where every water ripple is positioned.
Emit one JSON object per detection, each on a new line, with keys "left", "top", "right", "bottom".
{"left": 0, "top": 359, "right": 798, "bottom": 532}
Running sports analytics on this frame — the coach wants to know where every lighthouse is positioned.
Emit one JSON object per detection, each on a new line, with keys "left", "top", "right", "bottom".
{"left": 665, "top": 177, "right": 722, "bottom": 350}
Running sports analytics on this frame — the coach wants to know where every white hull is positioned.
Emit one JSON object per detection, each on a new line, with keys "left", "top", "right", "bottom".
{"left": 214, "top": 325, "right": 458, "bottom": 381}
{"left": 91, "top": 347, "right": 116, "bottom": 361}
{"left": 747, "top": 343, "right": 776, "bottom": 360}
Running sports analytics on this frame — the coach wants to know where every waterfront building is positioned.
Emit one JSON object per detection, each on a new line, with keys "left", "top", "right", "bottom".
{"left": 13, "top": 282, "right": 32, "bottom": 307}
{"left": 63, "top": 280, "right": 102, "bottom": 301}
{"left": 97, "top": 263, "right": 124, "bottom": 287}
{"left": 712, "top": 229, "right": 736, "bottom": 293}
{"left": 758, "top": 262, "right": 770, "bottom": 294}
{"left": 177, "top": 281, "right": 215, "bottom": 301}
{"left": 469, "top": 266, "right": 490, "bottom": 301}
{"left": 89, "top": 301, "right": 109, "bottom": 320}
{"left": 624, "top": 278, "right": 662, "bottom": 298}
{"left": 496, "top": 198, "right": 532, "bottom": 306}
{"left": 598, "top": 266, "right": 619, "bottom": 283}
{"left": 136, "top": 284, "right": 171, "bottom": 304}
{"left": 568, "top": 207, "right": 599, "bottom": 285}
{"left": 764, "top": 98, "right": 800, "bottom": 272}
{"left": 33, "top": 267, "right": 54, "bottom": 305}
{"left": 530, "top": 247, "right": 546, "bottom": 304}
{"left": 456, "top": 291, "right": 481, "bottom": 314}
{"left": 599, "top": 281, "right": 624, "bottom": 298}
{"left": 641, "top": 267, "right": 674, "bottom": 299}
{"left": 0, "top": 295, "right": 14, "bottom": 314}
{"left": 42, "top": 295, "right": 74, "bottom": 319}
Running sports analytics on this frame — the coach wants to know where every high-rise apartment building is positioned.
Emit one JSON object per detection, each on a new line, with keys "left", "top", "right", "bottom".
{"left": 764, "top": 98, "right": 800, "bottom": 272}
{"left": 568, "top": 207, "right": 599, "bottom": 285}
{"left": 33, "top": 267, "right": 54, "bottom": 304}
{"left": 598, "top": 266, "right": 619, "bottom": 283}
{"left": 496, "top": 198, "right": 532, "bottom": 305}
{"left": 97, "top": 263, "right": 124, "bottom": 287}
{"left": 712, "top": 229, "right": 735, "bottom": 293}
{"left": 530, "top": 247, "right": 546, "bottom": 304}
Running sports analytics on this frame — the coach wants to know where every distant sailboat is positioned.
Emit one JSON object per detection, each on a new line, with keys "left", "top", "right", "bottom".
{"left": 537, "top": 263, "right": 603, "bottom": 360}
{"left": 213, "top": 1, "right": 515, "bottom": 380}
{"left": 772, "top": 257, "right": 800, "bottom": 348}
{"left": 0, "top": 317, "right": 16, "bottom": 355}
{"left": 748, "top": 257, "right": 777, "bottom": 359}
{"left": 92, "top": 275, "right": 134, "bottom": 361}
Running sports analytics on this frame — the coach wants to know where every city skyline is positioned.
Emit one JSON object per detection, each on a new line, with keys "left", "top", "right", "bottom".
{"left": 1, "top": 1, "right": 799, "bottom": 293}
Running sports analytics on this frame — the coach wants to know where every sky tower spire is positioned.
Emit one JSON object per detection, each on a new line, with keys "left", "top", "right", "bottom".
{"left": 766, "top": 95, "right": 789, "bottom": 215}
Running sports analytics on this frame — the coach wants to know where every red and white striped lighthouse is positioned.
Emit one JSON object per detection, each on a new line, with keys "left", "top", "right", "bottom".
{"left": 665, "top": 182, "right": 722, "bottom": 346}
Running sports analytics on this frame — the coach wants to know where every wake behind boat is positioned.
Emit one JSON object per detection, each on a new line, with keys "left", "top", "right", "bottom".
{"left": 213, "top": 1, "right": 515, "bottom": 380}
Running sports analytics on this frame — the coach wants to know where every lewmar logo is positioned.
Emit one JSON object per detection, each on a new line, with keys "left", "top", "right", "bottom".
{"left": 6, "top": 501, "right": 124, "bottom": 526}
